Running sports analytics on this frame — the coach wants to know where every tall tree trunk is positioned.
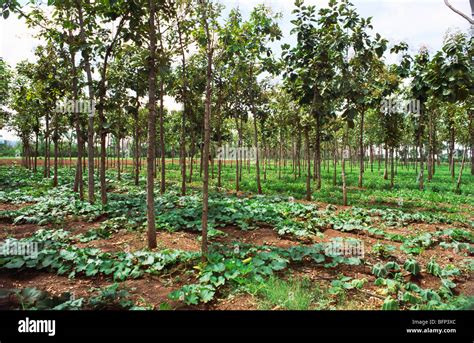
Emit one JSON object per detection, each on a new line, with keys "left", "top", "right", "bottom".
{"left": 158, "top": 82, "right": 165, "bottom": 194}
{"left": 117, "top": 136, "right": 121, "bottom": 181}
{"left": 99, "top": 131, "right": 107, "bottom": 204}
{"left": 53, "top": 129, "right": 58, "bottom": 187}
{"left": 216, "top": 83, "right": 223, "bottom": 188}
{"left": 470, "top": 109, "right": 474, "bottom": 175}
{"left": 390, "top": 147, "right": 394, "bottom": 189}
{"left": 278, "top": 136, "right": 282, "bottom": 180}
{"left": 44, "top": 113, "right": 50, "bottom": 178}
{"left": 157, "top": 19, "right": 166, "bottom": 195}
{"left": 134, "top": 97, "right": 140, "bottom": 186}
{"left": 342, "top": 152, "right": 347, "bottom": 206}
{"left": 427, "top": 110, "right": 434, "bottom": 181}
{"left": 234, "top": 114, "right": 240, "bottom": 192}
{"left": 76, "top": 0, "right": 95, "bottom": 204}
{"left": 378, "top": 145, "right": 381, "bottom": 171}
{"left": 315, "top": 114, "right": 321, "bottom": 189}
{"left": 449, "top": 123, "right": 455, "bottom": 180}
{"left": 200, "top": 0, "right": 212, "bottom": 261}
{"left": 251, "top": 82, "right": 262, "bottom": 194}
{"left": 146, "top": 0, "right": 157, "bottom": 249}
{"left": 369, "top": 144, "right": 373, "bottom": 172}
{"left": 188, "top": 137, "right": 195, "bottom": 183}
{"left": 333, "top": 137, "right": 337, "bottom": 186}
{"left": 358, "top": 110, "right": 364, "bottom": 188}
{"left": 34, "top": 132, "right": 38, "bottom": 173}
{"left": 456, "top": 148, "right": 467, "bottom": 192}
{"left": 418, "top": 110, "right": 425, "bottom": 191}
{"left": 342, "top": 130, "right": 348, "bottom": 206}
{"left": 305, "top": 128, "right": 311, "bottom": 201}
{"left": 177, "top": 17, "right": 188, "bottom": 196}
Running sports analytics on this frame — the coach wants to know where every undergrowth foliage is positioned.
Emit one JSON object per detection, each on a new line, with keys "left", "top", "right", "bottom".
{"left": 0, "top": 166, "right": 472, "bottom": 310}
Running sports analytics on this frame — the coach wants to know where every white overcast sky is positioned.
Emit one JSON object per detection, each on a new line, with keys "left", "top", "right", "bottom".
{"left": 0, "top": 0, "right": 472, "bottom": 141}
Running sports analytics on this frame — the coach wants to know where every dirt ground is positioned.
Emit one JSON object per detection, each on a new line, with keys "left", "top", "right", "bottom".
{"left": 1, "top": 194, "right": 472, "bottom": 310}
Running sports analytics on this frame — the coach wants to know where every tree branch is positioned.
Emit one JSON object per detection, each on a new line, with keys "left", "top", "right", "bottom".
{"left": 444, "top": 0, "right": 474, "bottom": 24}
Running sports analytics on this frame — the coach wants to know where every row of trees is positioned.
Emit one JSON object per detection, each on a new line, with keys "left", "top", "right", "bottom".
{"left": 0, "top": 0, "right": 472, "bottom": 257}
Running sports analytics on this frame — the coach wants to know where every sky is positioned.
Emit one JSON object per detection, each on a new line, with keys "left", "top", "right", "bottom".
{"left": 0, "top": 0, "right": 472, "bottom": 141}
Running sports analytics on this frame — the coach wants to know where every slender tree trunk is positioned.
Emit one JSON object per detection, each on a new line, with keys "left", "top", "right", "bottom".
{"left": 418, "top": 111, "right": 425, "bottom": 191}
{"left": 34, "top": 132, "right": 38, "bottom": 173}
{"left": 315, "top": 114, "right": 321, "bottom": 189}
{"left": 251, "top": 88, "right": 262, "bottom": 194}
{"left": 157, "top": 22, "right": 166, "bottom": 195}
{"left": 450, "top": 125, "right": 455, "bottom": 180}
{"left": 390, "top": 147, "right": 394, "bottom": 189}
{"left": 53, "top": 129, "right": 58, "bottom": 187}
{"left": 456, "top": 148, "right": 467, "bottom": 192}
{"left": 342, "top": 130, "right": 348, "bottom": 206}
{"left": 305, "top": 128, "right": 311, "bottom": 201}
{"left": 470, "top": 109, "right": 474, "bottom": 175}
{"left": 44, "top": 113, "right": 50, "bottom": 178}
{"left": 76, "top": 0, "right": 95, "bottom": 204}
{"left": 99, "top": 131, "right": 107, "bottom": 204}
{"left": 189, "top": 137, "right": 195, "bottom": 183}
{"left": 117, "top": 136, "right": 121, "bottom": 181}
{"left": 234, "top": 114, "right": 240, "bottom": 192}
{"left": 146, "top": 0, "right": 157, "bottom": 249}
{"left": 333, "top": 138, "right": 337, "bottom": 186}
{"left": 216, "top": 84, "right": 223, "bottom": 189}
{"left": 358, "top": 110, "right": 365, "bottom": 188}
{"left": 369, "top": 144, "right": 374, "bottom": 172}
{"left": 428, "top": 111, "right": 434, "bottom": 181}
{"left": 378, "top": 145, "right": 381, "bottom": 171}
{"left": 134, "top": 101, "right": 140, "bottom": 186}
{"left": 200, "top": 0, "right": 212, "bottom": 260}
{"left": 177, "top": 18, "right": 188, "bottom": 196}
{"left": 278, "top": 136, "right": 282, "bottom": 180}
{"left": 239, "top": 118, "right": 243, "bottom": 181}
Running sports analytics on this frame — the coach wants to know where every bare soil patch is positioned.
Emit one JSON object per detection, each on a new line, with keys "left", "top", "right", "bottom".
{"left": 0, "top": 269, "right": 190, "bottom": 310}
{"left": 0, "top": 223, "right": 46, "bottom": 240}
{"left": 213, "top": 225, "right": 306, "bottom": 248}
{"left": 0, "top": 202, "right": 34, "bottom": 211}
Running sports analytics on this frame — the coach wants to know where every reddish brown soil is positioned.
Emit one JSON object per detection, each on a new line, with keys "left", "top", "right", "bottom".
{"left": 0, "top": 269, "right": 188, "bottom": 310}
{"left": 209, "top": 293, "right": 258, "bottom": 310}
{"left": 0, "top": 202, "right": 34, "bottom": 211}
{"left": 77, "top": 230, "right": 201, "bottom": 253}
{"left": 0, "top": 223, "right": 46, "bottom": 240}
{"left": 213, "top": 225, "right": 306, "bottom": 248}
{"left": 0, "top": 269, "right": 110, "bottom": 300}
{"left": 0, "top": 218, "right": 103, "bottom": 240}
{"left": 156, "top": 231, "right": 201, "bottom": 252}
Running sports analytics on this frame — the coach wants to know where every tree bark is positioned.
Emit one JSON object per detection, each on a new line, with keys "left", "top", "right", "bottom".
{"left": 358, "top": 110, "right": 364, "bottom": 188}
{"left": 146, "top": 0, "right": 157, "bottom": 249}
{"left": 456, "top": 148, "right": 467, "bottom": 192}
{"left": 200, "top": 0, "right": 212, "bottom": 261}
{"left": 44, "top": 113, "right": 50, "bottom": 178}
{"left": 134, "top": 95, "right": 140, "bottom": 186}
{"left": 53, "top": 129, "right": 58, "bottom": 187}
{"left": 470, "top": 109, "right": 474, "bottom": 175}
{"left": 250, "top": 79, "right": 262, "bottom": 194}
{"left": 76, "top": 0, "right": 95, "bottom": 204}
{"left": 305, "top": 128, "right": 311, "bottom": 201}
{"left": 390, "top": 147, "right": 394, "bottom": 189}
{"left": 177, "top": 17, "right": 188, "bottom": 196}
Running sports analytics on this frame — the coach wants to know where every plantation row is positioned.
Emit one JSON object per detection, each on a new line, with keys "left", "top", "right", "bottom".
{"left": 1, "top": 166, "right": 472, "bottom": 310}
